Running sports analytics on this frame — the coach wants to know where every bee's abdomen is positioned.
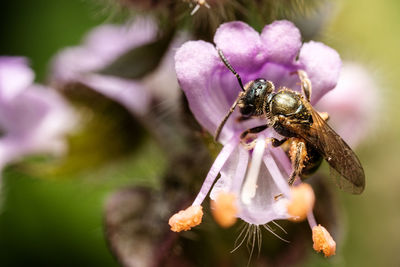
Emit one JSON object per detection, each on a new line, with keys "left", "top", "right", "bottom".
{"left": 301, "top": 144, "right": 323, "bottom": 177}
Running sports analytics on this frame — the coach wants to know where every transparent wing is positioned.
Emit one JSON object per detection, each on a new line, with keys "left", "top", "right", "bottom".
{"left": 299, "top": 102, "right": 365, "bottom": 194}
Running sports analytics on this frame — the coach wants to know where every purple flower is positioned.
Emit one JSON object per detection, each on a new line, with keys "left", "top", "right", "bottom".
{"left": 170, "top": 20, "right": 341, "bottom": 232}
{"left": 51, "top": 17, "right": 182, "bottom": 115}
{"left": 0, "top": 57, "right": 74, "bottom": 173}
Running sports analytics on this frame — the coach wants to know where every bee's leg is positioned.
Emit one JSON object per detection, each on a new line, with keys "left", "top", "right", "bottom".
{"left": 240, "top": 125, "right": 268, "bottom": 150}
{"left": 288, "top": 139, "right": 307, "bottom": 185}
{"left": 240, "top": 126, "right": 289, "bottom": 150}
{"left": 240, "top": 125, "right": 268, "bottom": 139}
{"left": 268, "top": 137, "right": 288, "bottom": 147}
{"left": 298, "top": 70, "right": 312, "bottom": 102}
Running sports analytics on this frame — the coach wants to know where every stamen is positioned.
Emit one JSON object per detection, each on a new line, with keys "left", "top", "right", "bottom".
{"left": 211, "top": 192, "right": 238, "bottom": 228}
{"left": 286, "top": 183, "right": 315, "bottom": 222}
{"left": 190, "top": 0, "right": 210, "bottom": 15}
{"left": 241, "top": 136, "right": 266, "bottom": 205}
{"left": 263, "top": 150, "right": 291, "bottom": 196}
{"left": 312, "top": 225, "right": 336, "bottom": 257}
{"left": 190, "top": 4, "right": 201, "bottom": 15}
{"left": 192, "top": 139, "right": 237, "bottom": 206}
{"left": 169, "top": 205, "right": 203, "bottom": 232}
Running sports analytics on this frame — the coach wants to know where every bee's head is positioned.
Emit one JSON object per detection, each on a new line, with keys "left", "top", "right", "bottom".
{"left": 238, "top": 78, "right": 274, "bottom": 116}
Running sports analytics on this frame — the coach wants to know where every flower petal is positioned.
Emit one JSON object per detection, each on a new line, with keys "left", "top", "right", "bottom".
{"left": 261, "top": 20, "right": 302, "bottom": 65}
{"left": 27, "top": 87, "right": 75, "bottom": 154}
{"left": 298, "top": 41, "right": 341, "bottom": 104}
{"left": 316, "top": 63, "right": 378, "bottom": 147}
{"left": 210, "top": 144, "right": 249, "bottom": 200}
{"left": 51, "top": 19, "right": 157, "bottom": 81}
{"left": 0, "top": 85, "right": 48, "bottom": 136}
{"left": 238, "top": 162, "right": 289, "bottom": 225}
{"left": 0, "top": 85, "right": 74, "bottom": 168}
{"left": 175, "top": 40, "right": 235, "bottom": 142}
{"left": 256, "top": 62, "right": 299, "bottom": 90}
{"left": 0, "top": 57, "right": 34, "bottom": 101}
{"left": 84, "top": 20, "right": 157, "bottom": 61}
{"left": 214, "top": 21, "right": 265, "bottom": 72}
{"left": 238, "top": 134, "right": 290, "bottom": 225}
{"left": 81, "top": 74, "right": 150, "bottom": 115}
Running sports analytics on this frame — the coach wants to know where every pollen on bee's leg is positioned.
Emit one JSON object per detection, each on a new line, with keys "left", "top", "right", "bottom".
{"left": 318, "top": 112, "right": 330, "bottom": 121}
{"left": 312, "top": 224, "right": 336, "bottom": 257}
{"left": 211, "top": 192, "right": 237, "bottom": 228}
{"left": 289, "top": 138, "right": 307, "bottom": 171}
{"left": 286, "top": 183, "right": 315, "bottom": 222}
{"left": 168, "top": 205, "right": 203, "bottom": 232}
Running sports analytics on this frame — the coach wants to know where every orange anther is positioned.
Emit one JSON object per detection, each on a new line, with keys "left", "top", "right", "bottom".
{"left": 286, "top": 183, "right": 315, "bottom": 222}
{"left": 312, "top": 225, "right": 336, "bottom": 257}
{"left": 211, "top": 192, "right": 237, "bottom": 228}
{"left": 169, "top": 205, "right": 203, "bottom": 232}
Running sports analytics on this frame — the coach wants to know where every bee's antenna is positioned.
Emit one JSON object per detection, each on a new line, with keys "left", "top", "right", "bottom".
{"left": 214, "top": 92, "right": 243, "bottom": 142}
{"left": 215, "top": 48, "right": 246, "bottom": 142}
{"left": 217, "top": 48, "right": 245, "bottom": 92}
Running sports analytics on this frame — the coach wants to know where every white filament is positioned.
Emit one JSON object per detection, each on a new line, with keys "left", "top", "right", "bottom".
{"left": 241, "top": 136, "right": 266, "bottom": 205}
{"left": 190, "top": 4, "right": 200, "bottom": 15}
{"left": 190, "top": 1, "right": 210, "bottom": 16}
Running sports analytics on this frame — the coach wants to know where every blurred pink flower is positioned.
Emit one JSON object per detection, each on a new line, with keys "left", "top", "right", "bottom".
{"left": 316, "top": 63, "right": 379, "bottom": 147}
{"left": 0, "top": 57, "right": 75, "bottom": 172}
{"left": 51, "top": 17, "right": 182, "bottom": 115}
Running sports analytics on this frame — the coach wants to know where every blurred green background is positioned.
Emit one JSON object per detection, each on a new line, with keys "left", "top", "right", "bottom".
{"left": 0, "top": 0, "right": 399, "bottom": 266}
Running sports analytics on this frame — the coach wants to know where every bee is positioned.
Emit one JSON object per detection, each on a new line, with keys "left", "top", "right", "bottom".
{"left": 215, "top": 49, "right": 365, "bottom": 194}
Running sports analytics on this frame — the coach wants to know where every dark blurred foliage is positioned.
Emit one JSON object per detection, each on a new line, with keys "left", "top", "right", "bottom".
{"left": 102, "top": 0, "right": 330, "bottom": 41}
